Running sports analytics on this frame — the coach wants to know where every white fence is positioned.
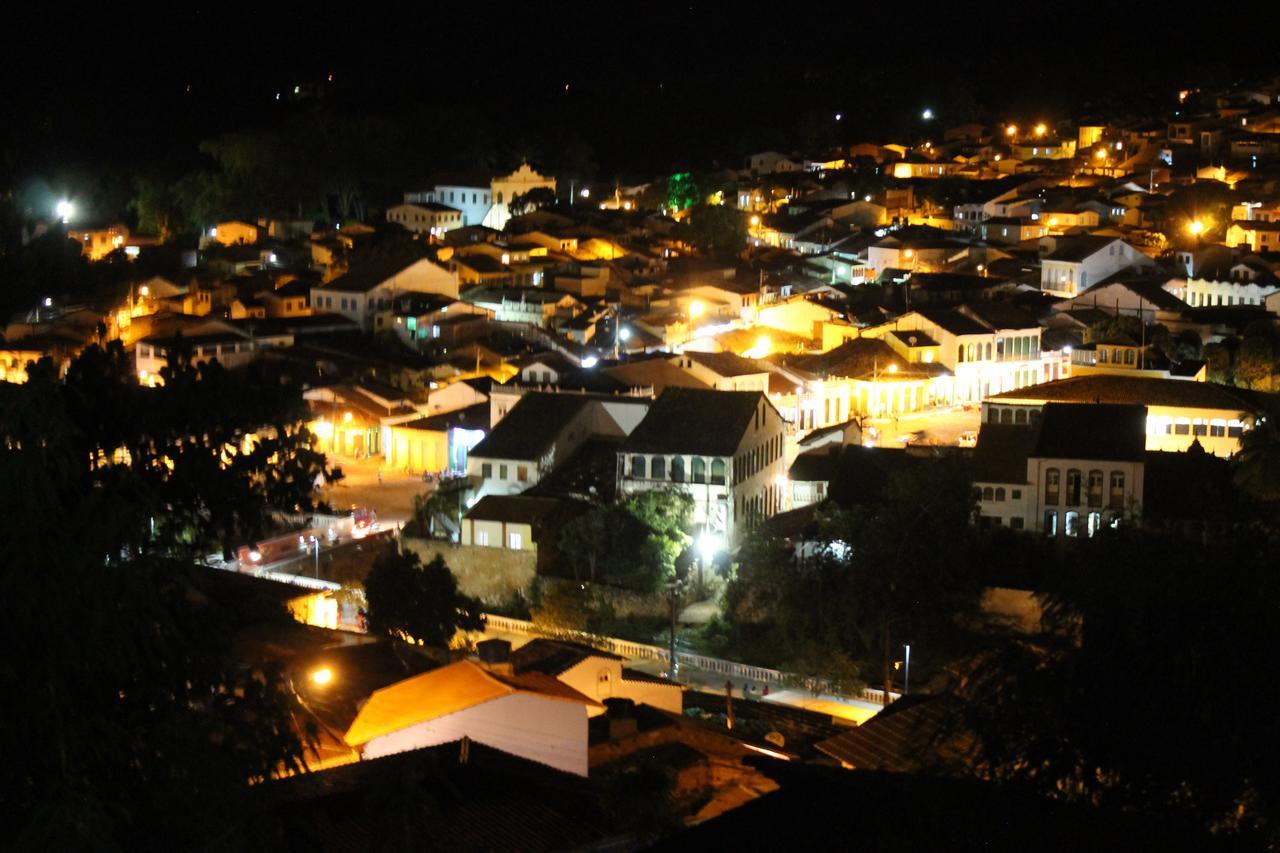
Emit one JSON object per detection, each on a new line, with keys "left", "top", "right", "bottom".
{"left": 480, "top": 613, "right": 897, "bottom": 706}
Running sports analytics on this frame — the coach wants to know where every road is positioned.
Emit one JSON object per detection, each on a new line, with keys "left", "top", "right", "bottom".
{"left": 319, "top": 456, "right": 428, "bottom": 527}
{"left": 865, "top": 405, "right": 981, "bottom": 448}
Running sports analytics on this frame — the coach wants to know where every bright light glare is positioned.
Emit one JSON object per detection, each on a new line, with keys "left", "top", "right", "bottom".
{"left": 921, "top": 108, "right": 934, "bottom": 120}
{"left": 689, "top": 300, "right": 705, "bottom": 319}
{"left": 55, "top": 200, "right": 73, "bottom": 222}
{"left": 581, "top": 356, "right": 599, "bottom": 368}
{"left": 698, "top": 531, "right": 723, "bottom": 563}
{"left": 311, "top": 667, "right": 333, "bottom": 686}
{"left": 579, "top": 188, "right": 590, "bottom": 198}
{"left": 1189, "top": 220, "right": 1205, "bottom": 235}
{"left": 619, "top": 327, "right": 631, "bottom": 341}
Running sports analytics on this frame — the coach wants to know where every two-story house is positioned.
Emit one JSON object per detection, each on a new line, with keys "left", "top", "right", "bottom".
{"left": 311, "top": 256, "right": 459, "bottom": 331}
{"left": 1039, "top": 236, "right": 1153, "bottom": 297}
{"left": 617, "top": 388, "right": 787, "bottom": 544}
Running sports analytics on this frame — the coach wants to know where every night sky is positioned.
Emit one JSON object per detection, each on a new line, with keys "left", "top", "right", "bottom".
{"left": 4, "top": 6, "right": 1278, "bottom": 186}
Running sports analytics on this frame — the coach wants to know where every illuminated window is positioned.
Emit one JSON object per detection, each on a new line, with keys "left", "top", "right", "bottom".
{"left": 1065, "top": 511, "right": 1080, "bottom": 537}
{"left": 1065, "top": 469, "right": 1082, "bottom": 506}
{"left": 508, "top": 532, "right": 522, "bottom": 549}
{"left": 1045, "top": 468, "right": 1060, "bottom": 505}
{"left": 1043, "top": 510, "right": 1058, "bottom": 536}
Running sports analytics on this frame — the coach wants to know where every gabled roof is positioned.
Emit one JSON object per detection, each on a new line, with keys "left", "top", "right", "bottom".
{"left": 316, "top": 254, "right": 430, "bottom": 294}
{"left": 911, "top": 307, "right": 992, "bottom": 337}
{"left": 991, "top": 374, "right": 1267, "bottom": 413}
{"left": 1042, "top": 235, "right": 1122, "bottom": 263}
{"left": 470, "top": 393, "right": 592, "bottom": 461}
{"left": 675, "top": 350, "right": 768, "bottom": 378}
{"left": 623, "top": 388, "right": 769, "bottom": 456}
{"left": 344, "top": 660, "right": 598, "bottom": 746}
{"left": 509, "top": 639, "right": 622, "bottom": 676}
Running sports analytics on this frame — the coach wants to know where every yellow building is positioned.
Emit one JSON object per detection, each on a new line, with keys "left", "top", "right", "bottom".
{"left": 68, "top": 224, "right": 129, "bottom": 261}
{"left": 211, "top": 220, "right": 261, "bottom": 246}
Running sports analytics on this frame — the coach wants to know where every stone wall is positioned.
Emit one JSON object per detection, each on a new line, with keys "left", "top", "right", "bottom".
{"left": 401, "top": 538, "right": 536, "bottom": 606}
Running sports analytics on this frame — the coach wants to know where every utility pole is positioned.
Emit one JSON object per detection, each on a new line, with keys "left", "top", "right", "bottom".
{"left": 903, "top": 643, "right": 911, "bottom": 696}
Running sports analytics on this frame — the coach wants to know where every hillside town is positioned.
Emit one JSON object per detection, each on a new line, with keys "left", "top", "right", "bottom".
{"left": 5, "top": 28, "right": 1280, "bottom": 851}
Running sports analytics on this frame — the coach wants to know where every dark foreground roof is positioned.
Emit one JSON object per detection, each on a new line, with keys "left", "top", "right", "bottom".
{"left": 510, "top": 638, "right": 622, "bottom": 676}
{"left": 1033, "top": 403, "right": 1147, "bottom": 461}
{"left": 267, "top": 740, "right": 613, "bottom": 852}
{"left": 470, "top": 393, "right": 592, "bottom": 461}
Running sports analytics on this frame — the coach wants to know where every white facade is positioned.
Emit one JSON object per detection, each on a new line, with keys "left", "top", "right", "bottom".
{"left": 311, "top": 258, "right": 459, "bottom": 330}
{"left": 360, "top": 692, "right": 589, "bottom": 777}
{"left": 1040, "top": 239, "right": 1149, "bottom": 297}
{"left": 405, "top": 186, "right": 493, "bottom": 227}
{"left": 386, "top": 202, "right": 463, "bottom": 235}
{"left": 556, "top": 656, "right": 683, "bottom": 717}
{"left": 1165, "top": 276, "right": 1278, "bottom": 308}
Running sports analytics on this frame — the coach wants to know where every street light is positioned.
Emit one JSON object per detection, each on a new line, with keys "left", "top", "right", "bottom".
{"left": 921, "top": 108, "right": 934, "bottom": 121}
{"left": 903, "top": 644, "right": 911, "bottom": 695}
{"left": 309, "top": 535, "right": 320, "bottom": 578}
{"left": 689, "top": 300, "right": 705, "bottom": 320}
{"left": 55, "top": 200, "right": 73, "bottom": 223}
{"left": 311, "top": 666, "right": 333, "bottom": 686}
{"left": 1188, "top": 219, "right": 1205, "bottom": 236}
{"left": 1005, "top": 124, "right": 1017, "bottom": 137}
{"left": 1034, "top": 123, "right": 1047, "bottom": 138}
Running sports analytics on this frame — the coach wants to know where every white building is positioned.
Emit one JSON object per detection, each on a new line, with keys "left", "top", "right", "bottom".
{"left": 343, "top": 660, "right": 598, "bottom": 777}
{"left": 405, "top": 185, "right": 493, "bottom": 227}
{"left": 618, "top": 388, "right": 788, "bottom": 544}
{"left": 386, "top": 202, "right": 464, "bottom": 235}
{"left": 1039, "top": 236, "right": 1153, "bottom": 297}
{"left": 311, "top": 256, "right": 459, "bottom": 331}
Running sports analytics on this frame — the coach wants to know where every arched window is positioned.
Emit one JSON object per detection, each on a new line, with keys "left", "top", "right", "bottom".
{"left": 1065, "top": 510, "right": 1081, "bottom": 537}
{"left": 671, "top": 456, "right": 685, "bottom": 483}
{"left": 1109, "top": 471, "right": 1125, "bottom": 509}
{"left": 958, "top": 345, "right": 965, "bottom": 363}
{"left": 1043, "top": 510, "right": 1058, "bottom": 536}
{"left": 691, "top": 457, "right": 706, "bottom": 483}
{"left": 1065, "top": 469, "right": 1082, "bottom": 506}
{"left": 1087, "top": 470, "right": 1104, "bottom": 507}
{"left": 982, "top": 486, "right": 994, "bottom": 500}
{"left": 631, "top": 455, "right": 646, "bottom": 479}
{"left": 1124, "top": 349, "right": 1135, "bottom": 365}
{"left": 999, "top": 408, "right": 1012, "bottom": 424}
{"left": 711, "top": 459, "right": 726, "bottom": 485}
{"left": 995, "top": 487, "right": 1006, "bottom": 501}
{"left": 652, "top": 457, "right": 666, "bottom": 480}
{"left": 985, "top": 342, "right": 992, "bottom": 360}
{"left": 1014, "top": 409, "right": 1027, "bottom": 424}
{"left": 1045, "top": 468, "right": 1061, "bottom": 504}
{"left": 496, "top": 191, "right": 504, "bottom": 203}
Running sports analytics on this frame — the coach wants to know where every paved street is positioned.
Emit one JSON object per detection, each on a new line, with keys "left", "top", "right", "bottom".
{"left": 319, "top": 456, "right": 428, "bottom": 526}
{"left": 865, "top": 404, "right": 981, "bottom": 448}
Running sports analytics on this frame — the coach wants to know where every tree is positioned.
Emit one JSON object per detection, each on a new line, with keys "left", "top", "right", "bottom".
{"left": 2, "top": 354, "right": 313, "bottom": 849}
{"left": 508, "top": 186, "right": 558, "bottom": 216}
{"left": 557, "top": 489, "right": 693, "bottom": 592}
{"left": 364, "top": 548, "right": 484, "bottom": 646}
{"left": 723, "top": 456, "right": 982, "bottom": 696}
{"left": 959, "top": 528, "right": 1280, "bottom": 846}
{"left": 1203, "top": 340, "right": 1235, "bottom": 384}
{"left": 665, "top": 172, "right": 700, "bottom": 213}
{"left": 683, "top": 204, "right": 747, "bottom": 258}
{"left": 625, "top": 488, "right": 694, "bottom": 592}
{"left": 1235, "top": 335, "right": 1277, "bottom": 390}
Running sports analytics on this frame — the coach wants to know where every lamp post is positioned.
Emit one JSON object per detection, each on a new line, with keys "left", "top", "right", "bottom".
{"left": 310, "top": 535, "right": 320, "bottom": 579}
{"left": 666, "top": 577, "right": 685, "bottom": 680}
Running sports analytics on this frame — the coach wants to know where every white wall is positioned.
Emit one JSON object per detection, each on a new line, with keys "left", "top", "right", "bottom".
{"left": 361, "top": 692, "right": 589, "bottom": 776}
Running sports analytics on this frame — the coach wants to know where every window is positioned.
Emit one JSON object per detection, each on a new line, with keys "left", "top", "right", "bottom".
{"left": 1065, "top": 511, "right": 1081, "bottom": 537}
{"left": 1087, "top": 470, "right": 1103, "bottom": 508}
{"left": 711, "top": 459, "right": 726, "bottom": 485}
{"left": 652, "top": 457, "right": 666, "bottom": 479}
{"left": 1010, "top": 517, "right": 1024, "bottom": 530}
{"left": 1109, "top": 471, "right": 1125, "bottom": 509}
{"left": 1014, "top": 409, "right": 1027, "bottom": 424}
{"left": 508, "top": 532, "right": 522, "bottom": 549}
{"left": 1087, "top": 512, "right": 1101, "bottom": 537}
{"left": 517, "top": 466, "right": 528, "bottom": 482}
{"left": 691, "top": 457, "right": 706, "bottom": 483}
{"left": 1192, "top": 422, "right": 1207, "bottom": 437}
{"left": 475, "top": 530, "right": 490, "bottom": 546}
{"left": 482, "top": 463, "right": 493, "bottom": 478}
{"left": 982, "top": 486, "right": 994, "bottom": 501}
{"left": 499, "top": 464, "right": 508, "bottom": 480}
{"left": 631, "top": 455, "right": 646, "bottom": 478}
{"left": 1174, "top": 421, "right": 1190, "bottom": 435}
{"left": 671, "top": 456, "right": 685, "bottom": 482}
{"left": 1043, "top": 510, "right": 1058, "bottom": 536}
{"left": 995, "top": 487, "right": 1006, "bottom": 501}
{"left": 1012, "top": 489, "right": 1022, "bottom": 499}
{"left": 1210, "top": 422, "right": 1226, "bottom": 437}
{"left": 1045, "top": 468, "right": 1060, "bottom": 505}
{"left": 1065, "top": 469, "right": 1082, "bottom": 507}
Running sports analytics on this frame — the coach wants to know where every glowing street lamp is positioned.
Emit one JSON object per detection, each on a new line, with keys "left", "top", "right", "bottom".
{"left": 1005, "top": 124, "right": 1017, "bottom": 137}
{"left": 921, "top": 108, "right": 934, "bottom": 121}
{"left": 1188, "top": 220, "right": 1205, "bottom": 236}
{"left": 1034, "top": 123, "right": 1047, "bottom": 138}
{"left": 55, "top": 200, "right": 73, "bottom": 223}
{"left": 310, "top": 666, "right": 333, "bottom": 686}
{"left": 689, "top": 300, "right": 705, "bottom": 320}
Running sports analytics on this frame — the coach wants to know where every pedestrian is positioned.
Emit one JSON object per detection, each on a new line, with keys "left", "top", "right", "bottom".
{"left": 377, "top": 469, "right": 383, "bottom": 486}
{"left": 762, "top": 684, "right": 770, "bottom": 697}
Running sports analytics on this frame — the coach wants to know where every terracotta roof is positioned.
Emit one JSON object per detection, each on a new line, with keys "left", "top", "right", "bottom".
{"left": 344, "top": 660, "right": 598, "bottom": 747}
{"left": 815, "top": 695, "right": 969, "bottom": 771}
{"left": 990, "top": 374, "right": 1266, "bottom": 413}
{"left": 510, "top": 638, "right": 622, "bottom": 676}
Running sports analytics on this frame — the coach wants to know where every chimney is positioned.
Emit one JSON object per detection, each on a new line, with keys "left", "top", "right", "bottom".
{"left": 604, "top": 698, "right": 638, "bottom": 740}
